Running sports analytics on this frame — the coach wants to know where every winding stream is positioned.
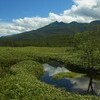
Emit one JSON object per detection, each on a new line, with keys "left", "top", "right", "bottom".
{"left": 40, "top": 61, "right": 100, "bottom": 95}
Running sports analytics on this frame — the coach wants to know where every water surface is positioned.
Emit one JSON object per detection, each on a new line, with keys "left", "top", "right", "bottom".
{"left": 40, "top": 62, "right": 100, "bottom": 95}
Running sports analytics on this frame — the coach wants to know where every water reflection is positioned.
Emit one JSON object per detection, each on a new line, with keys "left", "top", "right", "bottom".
{"left": 42, "top": 63, "right": 70, "bottom": 76}
{"left": 41, "top": 71, "right": 73, "bottom": 91}
{"left": 40, "top": 63, "right": 100, "bottom": 95}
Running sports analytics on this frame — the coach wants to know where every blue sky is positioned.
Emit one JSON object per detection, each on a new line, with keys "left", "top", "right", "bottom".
{"left": 0, "top": 0, "right": 99, "bottom": 36}
{"left": 0, "top": 0, "right": 73, "bottom": 21}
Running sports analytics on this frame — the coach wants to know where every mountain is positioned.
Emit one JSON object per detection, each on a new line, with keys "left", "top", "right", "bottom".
{"left": 0, "top": 20, "right": 100, "bottom": 47}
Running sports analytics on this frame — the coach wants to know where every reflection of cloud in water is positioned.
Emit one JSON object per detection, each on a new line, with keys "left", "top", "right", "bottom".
{"left": 69, "top": 77, "right": 100, "bottom": 95}
{"left": 71, "top": 77, "right": 90, "bottom": 90}
{"left": 42, "top": 63, "right": 100, "bottom": 95}
{"left": 43, "top": 64, "right": 70, "bottom": 76}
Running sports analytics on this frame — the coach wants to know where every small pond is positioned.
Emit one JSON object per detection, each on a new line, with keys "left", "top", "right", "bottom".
{"left": 40, "top": 61, "right": 100, "bottom": 96}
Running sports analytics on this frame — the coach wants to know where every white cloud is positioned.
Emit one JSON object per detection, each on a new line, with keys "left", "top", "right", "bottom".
{"left": 13, "top": 17, "right": 52, "bottom": 30}
{"left": 0, "top": 22, "right": 26, "bottom": 36}
{"left": 0, "top": 17, "right": 53, "bottom": 36}
{"left": 0, "top": 0, "right": 100, "bottom": 36}
{"left": 63, "top": 0, "right": 100, "bottom": 21}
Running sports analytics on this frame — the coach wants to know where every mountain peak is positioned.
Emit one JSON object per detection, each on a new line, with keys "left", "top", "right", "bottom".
{"left": 49, "top": 21, "right": 66, "bottom": 27}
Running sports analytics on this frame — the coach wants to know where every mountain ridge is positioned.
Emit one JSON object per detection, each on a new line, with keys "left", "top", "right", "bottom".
{"left": 0, "top": 20, "right": 100, "bottom": 47}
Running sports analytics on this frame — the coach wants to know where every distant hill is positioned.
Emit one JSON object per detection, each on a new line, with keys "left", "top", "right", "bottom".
{"left": 0, "top": 20, "right": 100, "bottom": 47}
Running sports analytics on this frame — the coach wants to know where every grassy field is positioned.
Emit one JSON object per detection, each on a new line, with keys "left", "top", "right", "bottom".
{"left": 0, "top": 47, "right": 100, "bottom": 100}
{"left": 0, "top": 47, "right": 80, "bottom": 62}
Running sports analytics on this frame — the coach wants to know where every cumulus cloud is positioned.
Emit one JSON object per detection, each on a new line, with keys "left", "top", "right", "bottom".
{"left": 13, "top": 17, "right": 52, "bottom": 30}
{"left": 0, "top": 22, "right": 26, "bottom": 36}
{"left": 51, "top": 0, "right": 100, "bottom": 22}
{"left": 0, "top": 0, "right": 100, "bottom": 36}
{"left": 0, "top": 17, "right": 53, "bottom": 36}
